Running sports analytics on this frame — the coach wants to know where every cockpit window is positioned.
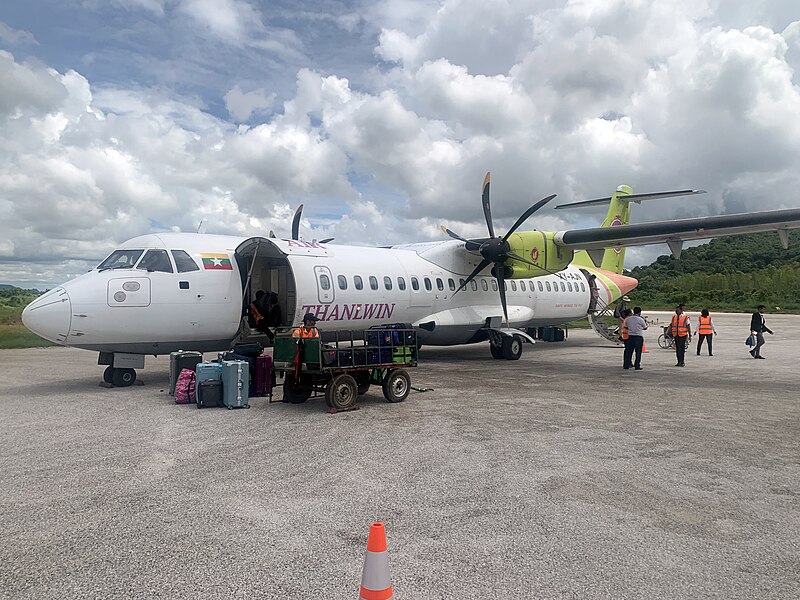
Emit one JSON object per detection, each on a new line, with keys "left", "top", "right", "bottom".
{"left": 171, "top": 250, "right": 200, "bottom": 273}
{"left": 136, "top": 249, "right": 173, "bottom": 273}
{"left": 97, "top": 249, "right": 144, "bottom": 271}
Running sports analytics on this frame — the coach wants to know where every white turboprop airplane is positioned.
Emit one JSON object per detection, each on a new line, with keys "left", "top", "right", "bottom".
{"left": 22, "top": 174, "right": 800, "bottom": 386}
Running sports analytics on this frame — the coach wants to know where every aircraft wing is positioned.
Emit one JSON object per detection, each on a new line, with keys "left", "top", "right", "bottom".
{"left": 553, "top": 208, "right": 800, "bottom": 252}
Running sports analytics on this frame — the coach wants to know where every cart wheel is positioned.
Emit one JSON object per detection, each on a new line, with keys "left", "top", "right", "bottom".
{"left": 103, "top": 366, "right": 115, "bottom": 383}
{"left": 489, "top": 343, "right": 504, "bottom": 359}
{"left": 355, "top": 372, "right": 371, "bottom": 395}
{"left": 382, "top": 369, "right": 410, "bottom": 403}
{"left": 283, "top": 373, "right": 312, "bottom": 404}
{"left": 657, "top": 334, "right": 669, "bottom": 349}
{"left": 325, "top": 374, "right": 358, "bottom": 410}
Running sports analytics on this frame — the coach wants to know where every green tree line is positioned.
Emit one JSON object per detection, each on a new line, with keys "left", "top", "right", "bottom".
{"left": 627, "top": 232, "right": 800, "bottom": 311}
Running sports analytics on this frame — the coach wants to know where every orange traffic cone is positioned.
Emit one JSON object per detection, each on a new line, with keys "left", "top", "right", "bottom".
{"left": 359, "top": 522, "right": 393, "bottom": 600}
{"left": 642, "top": 340, "right": 648, "bottom": 353}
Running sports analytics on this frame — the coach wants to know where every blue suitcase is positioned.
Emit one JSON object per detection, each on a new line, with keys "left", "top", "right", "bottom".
{"left": 221, "top": 360, "right": 250, "bottom": 409}
{"left": 196, "top": 361, "right": 223, "bottom": 385}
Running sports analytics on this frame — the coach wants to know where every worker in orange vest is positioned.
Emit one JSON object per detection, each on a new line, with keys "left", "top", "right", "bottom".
{"left": 696, "top": 308, "right": 716, "bottom": 356}
{"left": 670, "top": 305, "right": 692, "bottom": 367}
{"left": 292, "top": 312, "right": 320, "bottom": 339}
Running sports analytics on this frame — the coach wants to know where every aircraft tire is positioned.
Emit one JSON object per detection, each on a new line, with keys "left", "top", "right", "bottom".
{"left": 502, "top": 336, "right": 523, "bottom": 360}
{"left": 490, "top": 343, "right": 504, "bottom": 359}
{"left": 103, "top": 366, "right": 115, "bottom": 383}
{"left": 112, "top": 368, "right": 136, "bottom": 387}
{"left": 326, "top": 374, "right": 358, "bottom": 410}
{"left": 382, "top": 369, "right": 410, "bottom": 403}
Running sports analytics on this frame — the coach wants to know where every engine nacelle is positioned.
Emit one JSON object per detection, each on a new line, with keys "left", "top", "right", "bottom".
{"left": 504, "top": 231, "right": 573, "bottom": 278}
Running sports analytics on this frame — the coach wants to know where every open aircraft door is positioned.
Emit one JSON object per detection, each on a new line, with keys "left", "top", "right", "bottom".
{"left": 313, "top": 266, "right": 334, "bottom": 304}
{"left": 235, "top": 237, "right": 297, "bottom": 324}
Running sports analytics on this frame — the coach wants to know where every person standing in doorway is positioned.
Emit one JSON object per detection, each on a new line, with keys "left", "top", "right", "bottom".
{"left": 749, "top": 304, "right": 773, "bottom": 359}
{"left": 623, "top": 307, "right": 648, "bottom": 370}
{"left": 671, "top": 305, "right": 692, "bottom": 367}
{"left": 696, "top": 308, "right": 717, "bottom": 356}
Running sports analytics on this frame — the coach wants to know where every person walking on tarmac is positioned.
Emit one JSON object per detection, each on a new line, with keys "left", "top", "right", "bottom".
{"left": 749, "top": 304, "right": 773, "bottom": 359}
{"left": 671, "top": 305, "right": 692, "bottom": 367}
{"left": 620, "top": 308, "right": 632, "bottom": 368}
{"left": 623, "top": 307, "right": 648, "bottom": 370}
{"left": 696, "top": 308, "right": 717, "bottom": 356}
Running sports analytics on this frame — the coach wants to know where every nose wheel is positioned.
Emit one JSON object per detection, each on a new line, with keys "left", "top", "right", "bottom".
{"left": 102, "top": 366, "right": 137, "bottom": 387}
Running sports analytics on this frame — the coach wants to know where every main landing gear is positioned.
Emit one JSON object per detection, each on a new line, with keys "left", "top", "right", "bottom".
{"left": 489, "top": 332, "right": 524, "bottom": 361}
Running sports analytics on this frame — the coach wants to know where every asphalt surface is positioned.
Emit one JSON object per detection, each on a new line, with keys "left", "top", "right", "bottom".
{"left": 1, "top": 311, "right": 798, "bottom": 599}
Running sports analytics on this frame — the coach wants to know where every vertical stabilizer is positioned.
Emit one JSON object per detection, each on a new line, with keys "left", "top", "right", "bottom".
{"left": 572, "top": 184, "right": 633, "bottom": 274}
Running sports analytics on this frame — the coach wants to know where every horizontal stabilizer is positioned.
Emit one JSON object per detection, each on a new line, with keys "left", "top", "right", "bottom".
{"left": 554, "top": 208, "right": 800, "bottom": 250}
{"left": 555, "top": 189, "right": 705, "bottom": 210}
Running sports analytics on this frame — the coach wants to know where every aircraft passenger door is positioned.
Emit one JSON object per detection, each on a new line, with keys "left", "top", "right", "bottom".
{"left": 314, "top": 266, "right": 335, "bottom": 304}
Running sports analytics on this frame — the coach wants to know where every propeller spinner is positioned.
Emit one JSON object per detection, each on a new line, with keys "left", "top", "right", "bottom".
{"left": 442, "top": 172, "right": 556, "bottom": 326}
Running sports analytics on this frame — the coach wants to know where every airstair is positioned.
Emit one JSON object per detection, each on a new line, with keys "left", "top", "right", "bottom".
{"left": 588, "top": 297, "right": 623, "bottom": 345}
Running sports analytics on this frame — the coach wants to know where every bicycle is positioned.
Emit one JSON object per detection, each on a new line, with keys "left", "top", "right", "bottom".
{"left": 657, "top": 326, "right": 690, "bottom": 350}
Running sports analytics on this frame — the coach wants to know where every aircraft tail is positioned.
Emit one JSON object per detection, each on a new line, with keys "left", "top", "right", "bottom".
{"left": 561, "top": 185, "right": 705, "bottom": 275}
{"left": 570, "top": 185, "right": 633, "bottom": 274}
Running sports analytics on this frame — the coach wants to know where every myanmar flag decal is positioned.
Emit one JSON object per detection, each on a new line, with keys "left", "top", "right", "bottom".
{"left": 200, "top": 253, "right": 233, "bottom": 270}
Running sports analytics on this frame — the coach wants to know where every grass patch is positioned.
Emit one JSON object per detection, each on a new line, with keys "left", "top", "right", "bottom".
{"left": 0, "top": 324, "right": 56, "bottom": 349}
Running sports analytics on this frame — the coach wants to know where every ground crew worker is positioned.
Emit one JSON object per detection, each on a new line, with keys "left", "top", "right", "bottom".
{"left": 623, "top": 307, "right": 647, "bottom": 370}
{"left": 292, "top": 312, "right": 320, "bottom": 338}
{"left": 696, "top": 308, "right": 716, "bottom": 356}
{"left": 620, "top": 308, "right": 632, "bottom": 367}
{"left": 671, "top": 305, "right": 692, "bottom": 367}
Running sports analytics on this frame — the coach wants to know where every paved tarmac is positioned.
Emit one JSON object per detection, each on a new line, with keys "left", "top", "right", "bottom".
{"left": 1, "top": 311, "right": 798, "bottom": 599}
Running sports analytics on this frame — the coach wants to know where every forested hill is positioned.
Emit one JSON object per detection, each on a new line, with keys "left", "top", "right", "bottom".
{"left": 627, "top": 232, "right": 800, "bottom": 311}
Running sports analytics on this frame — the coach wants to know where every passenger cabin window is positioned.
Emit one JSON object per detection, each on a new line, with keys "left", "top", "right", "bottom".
{"left": 481, "top": 279, "right": 488, "bottom": 291}
{"left": 436, "top": 278, "right": 444, "bottom": 291}
{"left": 320, "top": 274, "right": 331, "bottom": 290}
{"left": 424, "top": 277, "right": 432, "bottom": 291}
{"left": 137, "top": 249, "right": 173, "bottom": 273}
{"left": 511, "top": 280, "right": 517, "bottom": 291}
{"left": 338, "top": 275, "right": 348, "bottom": 290}
{"left": 568, "top": 282, "right": 573, "bottom": 292}
{"left": 411, "top": 277, "right": 419, "bottom": 291}
{"left": 561, "top": 281, "right": 566, "bottom": 292}
{"left": 470, "top": 280, "right": 478, "bottom": 291}
{"left": 354, "top": 275, "right": 363, "bottom": 290}
{"left": 459, "top": 278, "right": 466, "bottom": 289}
{"left": 520, "top": 281, "right": 526, "bottom": 292}
{"left": 398, "top": 277, "right": 406, "bottom": 290}
{"left": 171, "top": 250, "right": 199, "bottom": 273}
{"left": 580, "top": 282, "right": 586, "bottom": 292}
{"left": 98, "top": 249, "right": 143, "bottom": 270}
{"left": 546, "top": 281, "right": 551, "bottom": 292}
{"left": 384, "top": 276, "right": 393, "bottom": 290}
{"left": 537, "top": 281, "right": 543, "bottom": 292}
{"left": 448, "top": 278, "right": 456, "bottom": 291}
{"left": 491, "top": 280, "right": 498, "bottom": 291}
{"left": 369, "top": 276, "right": 378, "bottom": 290}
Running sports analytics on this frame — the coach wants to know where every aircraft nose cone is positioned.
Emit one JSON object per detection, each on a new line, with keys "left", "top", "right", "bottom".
{"left": 21, "top": 288, "right": 72, "bottom": 344}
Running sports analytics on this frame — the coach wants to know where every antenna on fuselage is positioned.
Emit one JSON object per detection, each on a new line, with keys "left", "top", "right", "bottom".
{"left": 196, "top": 220, "right": 207, "bottom": 234}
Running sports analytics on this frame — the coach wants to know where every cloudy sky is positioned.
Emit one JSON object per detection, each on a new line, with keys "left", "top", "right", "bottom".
{"left": 1, "top": 0, "right": 799, "bottom": 289}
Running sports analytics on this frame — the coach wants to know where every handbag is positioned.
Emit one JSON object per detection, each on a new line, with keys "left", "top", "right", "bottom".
{"left": 745, "top": 334, "right": 756, "bottom": 347}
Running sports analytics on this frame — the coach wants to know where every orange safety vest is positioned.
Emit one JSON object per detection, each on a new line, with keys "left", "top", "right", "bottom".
{"left": 292, "top": 326, "right": 319, "bottom": 339}
{"left": 698, "top": 315, "right": 713, "bottom": 335}
{"left": 621, "top": 317, "right": 629, "bottom": 341}
{"left": 671, "top": 314, "right": 689, "bottom": 337}
{"left": 250, "top": 304, "right": 264, "bottom": 324}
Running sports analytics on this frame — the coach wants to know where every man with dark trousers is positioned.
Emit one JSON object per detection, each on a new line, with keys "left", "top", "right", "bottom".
{"left": 670, "top": 305, "right": 692, "bottom": 367}
{"left": 749, "top": 304, "right": 773, "bottom": 359}
{"left": 623, "top": 306, "right": 648, "bottom": 370}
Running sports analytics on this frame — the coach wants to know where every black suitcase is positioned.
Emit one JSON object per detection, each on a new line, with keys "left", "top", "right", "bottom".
{"left": 196, "top": 380, "right": 224, "bottom": 408}
{"left": 232, "top": 342, "right": 263, "bottom": 357}
{"left": 169, "top": 351, "right": 203, "bottom": 395}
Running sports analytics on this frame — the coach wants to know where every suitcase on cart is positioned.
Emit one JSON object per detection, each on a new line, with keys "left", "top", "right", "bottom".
{"left": 169, "top": 351, "right": 203, "bottom": 395}
{"left": 221, "top": 360, "right": 250, "bottom": 409}
{"left": 254, "top": 354, "right": 273, "bottom": 398}
{"left": 196, "top": 380, "right": 224, "bottom": 408}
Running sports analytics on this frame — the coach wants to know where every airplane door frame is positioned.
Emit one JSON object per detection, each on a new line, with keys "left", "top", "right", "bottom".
{"left": 313, "top": 265, "right": 335, "bottom": 304}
